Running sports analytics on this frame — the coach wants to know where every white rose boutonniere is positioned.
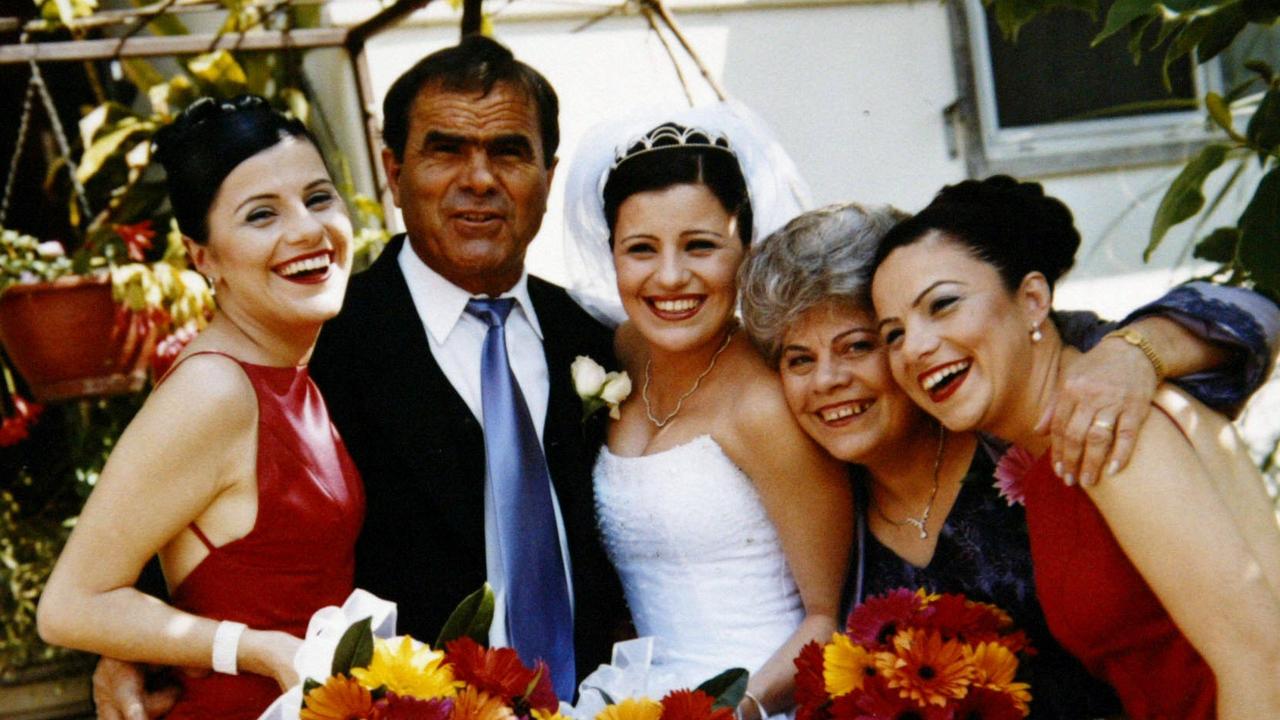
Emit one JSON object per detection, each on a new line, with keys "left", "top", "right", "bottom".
{"left": 572, "top": 355, "right": 631, "bottom": 421}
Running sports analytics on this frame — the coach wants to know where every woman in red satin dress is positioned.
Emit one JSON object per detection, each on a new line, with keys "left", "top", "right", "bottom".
{"left": 37, "top": 95, "right": 364, "bottom": 719}
{"left": 869, "top": 176, "right": 1280, "bottom": 719}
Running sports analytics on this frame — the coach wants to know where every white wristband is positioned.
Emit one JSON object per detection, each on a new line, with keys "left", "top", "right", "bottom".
{"left": 744, "top": 691, "right": 768, "bottom": 720}
{"left": 212, "top": 620, "right": 247, "bottom": 675}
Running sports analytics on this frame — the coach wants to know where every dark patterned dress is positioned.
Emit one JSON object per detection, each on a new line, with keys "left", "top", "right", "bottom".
{"left": 848, "top": 450, "right": 1121, "bottom": 719}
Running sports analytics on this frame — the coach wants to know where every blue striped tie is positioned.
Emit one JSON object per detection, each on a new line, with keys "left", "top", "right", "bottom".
{"left": 465, "top": 297, "right": 576, "bottom": 701}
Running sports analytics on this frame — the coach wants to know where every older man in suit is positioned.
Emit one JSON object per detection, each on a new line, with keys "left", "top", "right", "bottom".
{"left": 306, "top": 35, "right": 626, "bottom": 699}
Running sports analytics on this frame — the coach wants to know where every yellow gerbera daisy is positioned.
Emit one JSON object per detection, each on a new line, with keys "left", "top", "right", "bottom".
{"left": 965, "top": 642, "right": 1032, "bottom": 713}
{"left": 823, "top": 634, "right": 877, "bottom": 696}
{"left": 300, "top": 675, "right": 374, "bottom": 720}
{"left": 351, "top": 636, "right": 462, "bottom": 700}
{"left": 595, "top": 697, "right": 663, "bottom": 720}
{"left": 532, "top": 708, "right": 573, "bottom": 720}
{"left": 879, "top": 629, "right": 974, "bottom": 708}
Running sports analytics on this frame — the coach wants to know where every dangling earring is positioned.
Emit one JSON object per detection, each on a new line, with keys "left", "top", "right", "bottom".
{"left": 1030, "top": 322, "right": 1043, "bottom": 343}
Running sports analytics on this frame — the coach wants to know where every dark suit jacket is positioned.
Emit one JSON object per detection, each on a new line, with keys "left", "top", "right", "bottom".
{"left": 309, "top": 235, "right": 627, "bottom": 682}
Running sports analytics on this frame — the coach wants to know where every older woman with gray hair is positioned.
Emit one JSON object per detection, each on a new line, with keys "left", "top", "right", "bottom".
{"left": 737, "top": 202, "right": 1279, "bottom": 719}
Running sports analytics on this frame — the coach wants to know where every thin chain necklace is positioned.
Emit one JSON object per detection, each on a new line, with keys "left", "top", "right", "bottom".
{"left": 873, "top": 424, "right": 947, "bottom": 540}
{"left": 642, "top": 327, "right": 736, "bottom": 428}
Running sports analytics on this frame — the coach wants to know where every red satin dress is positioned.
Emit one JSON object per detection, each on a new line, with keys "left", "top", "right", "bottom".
{"left": 1021, "top": 450, "right": 1215, "bottom": 719}
{"left": 164, "top": 352, "right": 364, "bottom": 719}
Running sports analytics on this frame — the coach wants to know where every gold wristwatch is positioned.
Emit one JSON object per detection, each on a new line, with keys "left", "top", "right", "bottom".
{"left": 1103, "top": 327, "right": 1167, "bottom": 381}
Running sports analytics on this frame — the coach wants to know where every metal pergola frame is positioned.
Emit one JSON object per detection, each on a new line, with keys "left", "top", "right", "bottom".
{"left": 0, "top": 0, "right": 477, "bottom": 208}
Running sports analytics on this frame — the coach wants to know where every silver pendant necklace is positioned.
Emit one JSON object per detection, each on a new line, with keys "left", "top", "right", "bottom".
{"left": 642, "top": 328, "right": 735, "bottom": 428}
{"left": 873, "top": 424, "right": 947, "bottom": 539}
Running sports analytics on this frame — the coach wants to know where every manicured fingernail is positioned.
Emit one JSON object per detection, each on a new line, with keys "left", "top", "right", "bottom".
{"left": 1064, "top": 473, "right": 1075, "bottom": 487}
{"left": 1107, "top": 460, "right": 1119, "bottom": 476}
{"left": 1054, "top": 461, "right": 1064, "bottom": 477}
{"left": 1080, "top": 472, "right": 1093, "bottom": 487}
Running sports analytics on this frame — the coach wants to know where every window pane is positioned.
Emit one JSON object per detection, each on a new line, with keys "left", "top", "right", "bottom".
{"left": 983, "top": 4, "right": 1197, "bottom": 128}
{"left": 1218, "top": 23, "right": 1280, "bottom": 92}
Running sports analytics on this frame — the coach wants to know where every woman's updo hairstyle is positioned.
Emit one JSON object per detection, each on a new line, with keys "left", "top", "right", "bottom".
{"left": 874, "top": 175, "right": 1081, "bottom": 293}
{"left": 152, "top": 94, "right": 314, "bottom": 245}
{"left": 602, "top": 122, "right": 753, "bottom": 246}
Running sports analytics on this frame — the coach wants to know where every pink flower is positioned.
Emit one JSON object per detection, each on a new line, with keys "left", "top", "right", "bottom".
{"left": 993, "top": 446, "right": 1035, "bottom": 507}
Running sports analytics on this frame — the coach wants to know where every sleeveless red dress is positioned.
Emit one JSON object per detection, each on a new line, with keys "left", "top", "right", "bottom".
{"left": 1021, "top": 450, "right": 1215, "bottom": 719}
{"left": 165, "top": 352, "right": 364, "bottom": 719}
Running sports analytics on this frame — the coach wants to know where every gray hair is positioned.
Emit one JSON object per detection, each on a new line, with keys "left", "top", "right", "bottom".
{"left": 738, "top": 201, "right": 908, "bottom": 364}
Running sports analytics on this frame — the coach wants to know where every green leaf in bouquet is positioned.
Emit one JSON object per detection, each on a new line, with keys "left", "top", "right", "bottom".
{"left": 695, "top": 668, "right": 748, "bottom": 710}
{"left": 436, "top": 584, "right": 495, "bottom": 648}
{"left": 331, "top": 617, "right": 375, "bottom": 677}
{"left": 303, "top": 677, "right": 322, "bottom": 695}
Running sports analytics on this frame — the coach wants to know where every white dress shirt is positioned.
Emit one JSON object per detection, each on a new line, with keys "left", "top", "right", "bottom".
{"left": 398, "top": 241, "right": 574, "bottom": 648}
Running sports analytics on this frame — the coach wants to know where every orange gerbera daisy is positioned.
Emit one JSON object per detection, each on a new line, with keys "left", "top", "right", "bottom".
{"left": 878, "top": 629, "right": 974, "bottom": 707}
{"left": 301, "top": 675, "right": 375, "bottom": 720}
{"left": 824, "top": 633, "right": 880, "bottom": 696}
{"left": 965, "top": 643, "right": 1031, "bottom": 714}
{"left": 451, "top": 685, "right": 516, "bottom": 720}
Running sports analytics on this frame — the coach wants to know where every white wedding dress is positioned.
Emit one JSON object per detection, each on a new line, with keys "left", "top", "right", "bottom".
{"left": 588, "top": 434, "right": 804, "bottom": 703}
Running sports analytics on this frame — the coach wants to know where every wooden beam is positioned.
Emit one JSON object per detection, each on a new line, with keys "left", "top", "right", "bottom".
{"left": 0, "top": 27, "right": 348, "bottom": 64}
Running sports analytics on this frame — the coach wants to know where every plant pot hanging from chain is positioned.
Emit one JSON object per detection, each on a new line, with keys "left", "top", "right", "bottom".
{"left": 0, "top": 275, "right": 158, "bottom": 402}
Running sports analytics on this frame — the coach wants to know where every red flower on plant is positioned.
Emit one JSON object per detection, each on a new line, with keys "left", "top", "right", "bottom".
{"left": 846, "top": 589, "right": 924, "bottom": 648}
{"left": 949, "top": 686, "right": 1024, "bottom": 720}
{"left": 659, "top": 689, "right": 734, "bottom": 720}
{"left": 444, "top": 637, "right": 557, "bottom": 712}
{"left": 114, "top": 220, "right": 156, "bottom": 261}
{"left": 372, "top": 693, "right": 455, "bottom": 720}
{"left": 0, "top": 395, "right": 42, "bottom": 447}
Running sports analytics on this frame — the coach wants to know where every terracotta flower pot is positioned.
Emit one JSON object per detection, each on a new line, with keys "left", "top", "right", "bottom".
{"left": 0, "top": 275, "right": 157, "bottom": 402}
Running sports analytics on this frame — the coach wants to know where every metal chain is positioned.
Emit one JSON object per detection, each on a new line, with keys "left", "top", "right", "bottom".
{"left": 0, "top": 79, "right": 37, "bottom": 228}
{"left": 22, "top": 34, "right": 94, "bottom": 225}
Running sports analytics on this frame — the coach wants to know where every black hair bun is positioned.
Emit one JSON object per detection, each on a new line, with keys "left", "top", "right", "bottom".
{"left": 932, "top": 175, "right": 1080, "bottom": 286}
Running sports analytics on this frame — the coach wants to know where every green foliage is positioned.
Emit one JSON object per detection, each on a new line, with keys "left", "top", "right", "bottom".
{"left": 332, "top": 618, "right": 375, "bottom": 676}
{"left": 984, "top": 0, "right": 1280, "bottom": 300}
{"left": 436, "top": 584, "right": 495, "bottom": 648}
{"left": 694, "top": 668, "right": 750, "bottom": 710}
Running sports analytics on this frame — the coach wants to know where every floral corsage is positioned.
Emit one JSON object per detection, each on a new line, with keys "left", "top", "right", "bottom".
{"left": 572, "top": 356, "right": 631, "bottom": 421}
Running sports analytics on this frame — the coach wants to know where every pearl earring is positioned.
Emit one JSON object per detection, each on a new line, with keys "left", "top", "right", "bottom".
{"left": 1030, "top": 323, "right": 1043, "bottom": 343}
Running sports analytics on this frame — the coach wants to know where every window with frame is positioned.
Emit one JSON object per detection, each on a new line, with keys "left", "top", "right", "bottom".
{"left": 948, "top": 0, "right": 1265, "bottom": 177}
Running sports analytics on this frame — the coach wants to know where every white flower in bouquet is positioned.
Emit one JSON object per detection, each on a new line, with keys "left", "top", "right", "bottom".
{"left": 572, "top": 356, "right": 630, "bottom": 421}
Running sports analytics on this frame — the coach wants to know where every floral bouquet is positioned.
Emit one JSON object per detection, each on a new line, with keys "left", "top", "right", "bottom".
{"left": 793, "top": 589, "right": 1033, "bottom": 720}
{"left": 261, "top": 586, "right": 562, "bottom": 720}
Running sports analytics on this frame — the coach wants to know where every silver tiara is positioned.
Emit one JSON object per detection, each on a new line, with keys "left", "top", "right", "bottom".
{"left": 610, "top": 122, "right": 736, "bottom": 170}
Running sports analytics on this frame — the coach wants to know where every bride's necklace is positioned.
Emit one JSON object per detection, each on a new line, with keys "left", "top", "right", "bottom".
{"left": 873, "top": 424, "right": 947, "bottom": 540}
{"left": 642, "top": 327, "right": 736, "bottom": 428}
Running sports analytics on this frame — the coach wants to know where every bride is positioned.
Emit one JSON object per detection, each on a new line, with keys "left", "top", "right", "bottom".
{"left": 564, "top": 105, "right": 851, "bottom": 720}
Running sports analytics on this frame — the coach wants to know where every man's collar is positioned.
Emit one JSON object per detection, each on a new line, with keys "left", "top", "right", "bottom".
{"left": 396, "top": 240, "right": 544, "bottom": 344}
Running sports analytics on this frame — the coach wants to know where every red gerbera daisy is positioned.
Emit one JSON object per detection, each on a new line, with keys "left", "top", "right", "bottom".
{"left": 846, "top": 675, "right": 949, "bottom": 720}
{"left": 847, "top": 589, "right": 925, "bottom": 648}
{"left": 950, "top": 686, "right": 1026, "bottom": 720}
{"left": 659, "top": 689, "right": 734, "bottom": 720}
{"left": 794, "top": 640, "right": 829, "bottom": 712}
{"left": 372, "top": 693, "right": 455, "bottom": 720}
{"left": 444, "top": 637, "right": 555, "bottom": 711}
{"left": 917, "top": 595, "right": 1006, "bottom": 644}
